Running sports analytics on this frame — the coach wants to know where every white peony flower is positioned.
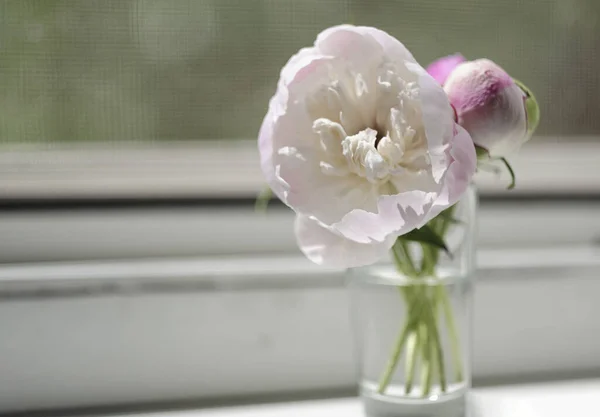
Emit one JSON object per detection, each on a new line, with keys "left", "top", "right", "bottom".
{"left": 259, "top": 25, "right": 476, "bottom": 268}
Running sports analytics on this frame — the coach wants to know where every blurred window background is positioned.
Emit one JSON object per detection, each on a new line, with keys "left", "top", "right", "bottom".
{"left": 0, "top": 0, "right": 599, "bottom": 146}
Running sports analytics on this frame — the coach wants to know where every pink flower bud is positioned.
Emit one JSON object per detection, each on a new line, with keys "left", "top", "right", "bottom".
{"left": 443, "top": 59, "right": 528, "bottom": 157}
{"left": 426, "top": 54, "right": 466, "bottom": 86}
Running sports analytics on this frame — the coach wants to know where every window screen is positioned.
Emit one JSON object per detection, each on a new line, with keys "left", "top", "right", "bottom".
{"left": 0, "top": 0, "right": 597, "bottom": 144}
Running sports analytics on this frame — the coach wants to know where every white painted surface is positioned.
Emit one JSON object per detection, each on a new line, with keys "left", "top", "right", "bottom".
{"left": 90, "top": 379, "right": 600, "bottom": 417}
{"left": 0, "top": 140, "right": 598, "bottom": 197}
{"left": 2, "top": 203, "right": 600, "bottom": 263}
{"left": 1, "top": 249, "right": 600, "bottom": 413}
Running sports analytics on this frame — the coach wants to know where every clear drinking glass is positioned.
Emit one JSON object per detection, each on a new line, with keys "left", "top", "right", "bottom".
{"left": 348, "top": 185, "right": 477, "bottom": 417}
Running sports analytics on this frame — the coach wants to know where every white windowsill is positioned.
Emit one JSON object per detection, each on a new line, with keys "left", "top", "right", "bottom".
{"left": 97, "top": 379, "right": 600, "bottom": 417}
{"left": 2, "top": 200, "right": 600, "bottom": 264}
{"left": 1, "top": 247, "right": 600, "bottom": 413}
{"left": 0, "top": 138, "right": 598, "bottom": 198}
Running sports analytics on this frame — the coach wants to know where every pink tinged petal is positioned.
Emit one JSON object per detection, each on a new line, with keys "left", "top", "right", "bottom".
{"left": 258, "top": 104, "right": 286, "bottom": 201}
{"left": 261, "top": 34, "right": 389, "bottom": 226}
{"left": 316, "top": 25, "right": 383, "bottom": 62}
{"left": 426, "top": 54, "right": 466, "bottom": 85}
{"left": 314, "top": 25, "right": 420, "bottom": 127}
{"left": 319, "top": 161, "right": 349, "bottom": 176}
{"left": 327, "top": 79, "right": 368, "bottom": 135}
{"left": 259, "top": 52, "right": 346, "bottom": 212}
{"left": 280, "top": 47, "right": 320, "bottom": 86}
{"left": 332, "top": 191, "right": 438, "bottom": 244}
{"left": 258, "top": 49, "right": 330, "bottom": 202}
{"left": 389, "top": 170, "right": 439, "bottom": 195}
{"left": 286, "top": 56, "right": 337, "bottom": 98}
{"left": 314, "top": 26, "right": 386, "bottom": 132}
{"left": 460, "top": 83, "right": 527, "bottom": 157}
{"left": 275, "top": 144, "right": 379, "bottom": 224}
{"left": 258, "top": 97, "right": 315, "bottom": 203}
{"left": 315, "top": 24, "right": 418, "bottom": 68}
{"left": 445, "top": 59, "right": 515, "bottom": 115}
{"left": 444, "top": 59, "right": 527, "bottom": 157}
{"left": 406, "top": 61, "right": 455, "bottom": 181}
{"left": 352, "top": 26, "right": 418, "bottom": 65}
{"left": 426, "top": 124, "right": 477, "bottom": 221}
{"left": 295, "top": 215, "right": 395, "bottom": 268}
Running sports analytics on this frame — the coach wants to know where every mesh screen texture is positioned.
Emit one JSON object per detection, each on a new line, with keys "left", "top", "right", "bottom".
{"left": 0, "top": 0, "right": 597, "bottom": 143}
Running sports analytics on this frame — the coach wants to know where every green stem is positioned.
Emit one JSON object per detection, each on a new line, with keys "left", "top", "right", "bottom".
{"left": 396, "top": 240, "right": 418, "bottom": 278}
{"left": 420, "top": 243, "right": 436, "bottom": 276}
{"left": 377, "top": 319, "right": 413, "bottom": 394}
{"left": 380, "top": 215, "right": 464, "bottom": 396}
{"left": 391, "top": 243, "right": 410, "bottom": 278}
{"left": 404, "top": 329, "right": 419, "bottom": 394}
{"left": 419, "top": 322, "right": 432, "bottom": 397}
{"left": 377, "top": 284, "right": 426, "bottom": 394}
{"left": 437, "top": 285, "right": 464, "bottom": 382}
{"left": 254, "top": 187, "right": 273, "bottom": 213}
{"left": 427, "top": 206, "right": 463, "bottom": 383}
{"left": 428, "top": 319, "right": 439, "bottom": 394}
{"left": 499, "top": 157, "right": 516, "bottom": 190}
{"left": 439, "top": 205, "right": 456, "bottom": 236}
{"left": 425, "top": 300, "right": 447, "bottom": 393}
{"left": 377, "top": 241, "right": 420, "bottom": 395}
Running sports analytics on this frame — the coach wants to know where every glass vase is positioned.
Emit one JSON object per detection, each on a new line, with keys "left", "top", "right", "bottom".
{"left": 348, "top": 184, "right": 477, "bottom": 417}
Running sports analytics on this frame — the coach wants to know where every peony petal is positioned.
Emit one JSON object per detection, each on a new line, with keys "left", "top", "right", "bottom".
{"left": 445, "top": 59, "right": 514, "bottom": 115}
{"left": 258, "top": 48, "right": 328, "bottom": 202}
{"left": 261, "top": 28, "right": 387, "bottom": 225}
{"left": 406, "top": 61, "right": 455, "bottom": 158}
{"left": 314, "top": 25, "right": 420, "bottom": 130}
{"left": 279, "top": 144, "right": 378, "bottom": 224}
{"left": 426, "top": 54, "right": 466, "bottom": 85}
{"left": 332, "top": 190, "right": 438, "bottom": 244}
{"left": 258, "top": 94, "right": 316, "bottom": 203}
{"left": 316, "top": 25, "right": 417, "bottom": 66}
{"left": 316, "top": 25, "right": 383, "bottom": 64}
{"left": 353, "top": 26, "right": 418, "bottom": 66}
{"left": 295, "top": 214, "right": 395, "bottom": 268}
{"left": 260, "top": 52, "right": 344, "bottom": 209}
{"left": 280, "top": 47, "right": 320, "bottom": 87}
{"left": 258, "top": 105, "right": 285, "bottom": 201}
{"left": 426, "top": 124, "right": 477, "bottom": 221}
{"left": 263, "top": 88, "right": 382, "bottom": 225}
{"left": 331, "top": 123, "right": 475, "bottom": 244}
{"left": 444, "top": 59, "right": 526, "bottom": 157}
{"left": 313, "top": 26, "right": 384, "bottom": 133}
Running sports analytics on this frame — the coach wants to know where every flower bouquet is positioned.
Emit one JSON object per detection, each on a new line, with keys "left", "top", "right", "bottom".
{"left": 257, "top": 25, "right": 539, "bottom": 417}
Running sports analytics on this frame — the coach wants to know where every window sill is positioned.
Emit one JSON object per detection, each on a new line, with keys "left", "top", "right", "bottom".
{"left": 95, "top": 379, "right": 600, "bottom": 416}
{"left": 1, "top": 247, "right": 600, "bottom": 413}
{"left": 2, "top": 200, "right": 600, "bottom": 264}
{"left": 1, "top": 139, "right": 598, "bottom": 199}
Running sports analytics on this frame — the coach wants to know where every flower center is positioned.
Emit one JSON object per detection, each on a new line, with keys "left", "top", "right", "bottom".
{"left": 313, "top": 115, "right": 429, "bottom": 186}
{"left": 341, "top": 127, "right": 400, "bottom": 184}
{"left": 374, "top": 129, "right": 386, "bottom": 149}
{"left": 310, "top": 67, "right": 430, "bottom": 185}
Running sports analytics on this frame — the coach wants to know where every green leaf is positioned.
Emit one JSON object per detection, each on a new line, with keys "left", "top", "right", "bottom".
{"left": 254, "top": 187, "right": 273, "bottom": 213}
{"left": 436, "top": 207, "right": 462, "bottom": 225}
{"left": 513, "top": 78, "right": 540, "bottom": 139}
{"left": 401, "top": 224, "right": 451, "bottom": 256}
{"left": 475, "top": 144, "right": 490, "bottom": 160}
{"left": 499, "top": 157, "right": 516, "bottom": 190}
{"left": 392, "top": 239, "right": 419, "bottom": 278}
